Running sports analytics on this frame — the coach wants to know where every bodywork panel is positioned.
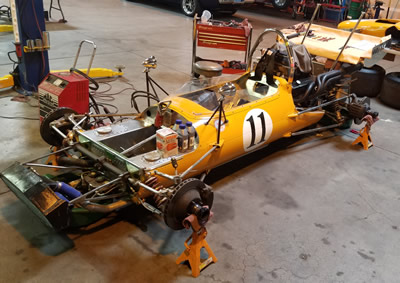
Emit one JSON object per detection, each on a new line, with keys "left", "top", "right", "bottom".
{"left": 283, "top": 24, "right": 391, "bottom": 64}
{"left": 0, "top": 163, "right": 70, "bottom": 230}
{"left": 338, "top": 19, "right": 400, "bottom": 37}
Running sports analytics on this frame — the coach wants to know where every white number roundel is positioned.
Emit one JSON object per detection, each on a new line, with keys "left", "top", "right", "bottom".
{"left": 243, "top": 108, "right": 273, "bottom": 152}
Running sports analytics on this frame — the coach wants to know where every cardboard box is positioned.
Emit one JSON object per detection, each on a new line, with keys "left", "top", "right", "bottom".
{"left": 156, "top": 128, "right": 178, "bottom": 158}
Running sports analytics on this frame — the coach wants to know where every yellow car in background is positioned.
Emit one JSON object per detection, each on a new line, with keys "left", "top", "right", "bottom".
{"left": 338, "top": 19, "right": 400, "bottom": 46}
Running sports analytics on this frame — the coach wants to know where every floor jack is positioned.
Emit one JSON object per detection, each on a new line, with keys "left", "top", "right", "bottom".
{"left": 0, "top": 68, "right": 123, "bottom": 91}
{"left": 176, "top": 213, "right": 217, "bottom": 277}
{"left": 0, "top": 25, "right": 12, "bottom": 32}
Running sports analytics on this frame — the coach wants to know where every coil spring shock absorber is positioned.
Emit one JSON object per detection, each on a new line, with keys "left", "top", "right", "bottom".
{"left": 144, "top": 176, "right": 167, "bottom": 207}
{"left": 325, "top": 90, "right": 344, "bottom": 123}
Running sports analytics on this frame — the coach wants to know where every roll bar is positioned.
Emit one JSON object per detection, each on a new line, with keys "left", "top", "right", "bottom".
{"left": 247, "top": 29, "right": 295, "bottom": 85}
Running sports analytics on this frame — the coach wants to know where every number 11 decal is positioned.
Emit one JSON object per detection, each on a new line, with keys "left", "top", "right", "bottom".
{"left": 243, "top": 109, "right": 273, "bottom": 152}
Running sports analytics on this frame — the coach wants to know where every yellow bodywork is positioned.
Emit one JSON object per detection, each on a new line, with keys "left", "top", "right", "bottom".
{"left": 0, "top": 74, "right": 14, "bottom": 89}
{"left": 144, "top": 73, "right": 325, "bottom": 188}
{"left": 51, "top": 68, "right": 123, "bottom": 78}
{"left": 338, "top": 19, "right": 400, "bottom": 37}
{"left": 283, "top": 24, "right": 390, "bottom": 65}
{"left": 0, "top": 25, "right": 13, "bottom": 32}
{"left": 0, "top": 68, "right": 122, "bottom": 89}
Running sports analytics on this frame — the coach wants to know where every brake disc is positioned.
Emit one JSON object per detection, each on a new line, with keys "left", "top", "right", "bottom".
{"left": 163, "top": 178, "right": 213, "bottom": 230}
{"left": 40, "top": 107, "right": 77, "bottom": 146}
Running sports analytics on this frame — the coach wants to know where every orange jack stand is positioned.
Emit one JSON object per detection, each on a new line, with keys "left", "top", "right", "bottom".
{"left": 176, "top": 215, "right": 217, "bottom": 277}
{"left": 352, "top": 125, "right": 372, "bottom": 150}
{"left": 46, "top": 147, "right": 60, "bottom": 167}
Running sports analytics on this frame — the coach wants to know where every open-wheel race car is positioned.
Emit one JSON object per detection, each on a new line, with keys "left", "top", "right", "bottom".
{"left": 0, "top": 28, "right": 379, "bottom": 275}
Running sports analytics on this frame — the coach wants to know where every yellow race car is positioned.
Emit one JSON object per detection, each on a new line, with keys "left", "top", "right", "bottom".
{"left": 338, "top": 19, "right": 400, "bottom": 46}
{"left": 0, "top": 29, "right": 378, "bottom": 234}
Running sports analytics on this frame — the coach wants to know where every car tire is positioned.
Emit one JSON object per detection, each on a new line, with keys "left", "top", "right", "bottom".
{"left": 350, "top": 64, "right": 385, "bottom": 97}
{"left": 386, "top": 26, "right": 400, "bottom": 47}
{"left": 181, "top": 0, "right": 202, "bottom": 17}
{"left": 380, "top": 72, "right": 400, "bottom": 109}
{"left": 272, "top": 0, "right": 291, "bottom": 10}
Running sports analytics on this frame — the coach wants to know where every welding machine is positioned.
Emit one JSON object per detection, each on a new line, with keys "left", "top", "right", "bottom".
{"left": 38, "top": 72, "right": 89, "bottom": 121}
{"left": 38, "top": 40, "right": 97, "bottom": 121}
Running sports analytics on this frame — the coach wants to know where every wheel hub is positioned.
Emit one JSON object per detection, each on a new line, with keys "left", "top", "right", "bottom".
{"left": 40, "top": 107, "right": 77, "bottom": 146}
{"left": 182, "top": 0, "right": 194, "bottom": 14}
{"left": 163, "top": 178, "right": 213, "bottom": 230}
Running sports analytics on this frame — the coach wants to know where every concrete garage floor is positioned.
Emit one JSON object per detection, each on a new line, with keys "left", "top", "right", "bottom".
{"left": 1, "top": 0, "right": 400, "bottom": 282}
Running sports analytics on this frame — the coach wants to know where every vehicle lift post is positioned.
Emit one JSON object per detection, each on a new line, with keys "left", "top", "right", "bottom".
{"left": 9, "top": 0, "right": 49, "bottom": 93}
{"left": 176, "top": 213, "right": 217, "bottom": 278}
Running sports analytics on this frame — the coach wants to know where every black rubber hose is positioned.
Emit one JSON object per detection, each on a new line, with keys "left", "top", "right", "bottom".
{"left": 103, "top": 106, "right": 115, "bottom": 123}
{"left": 69, "top": 68, "right": 99, "bottom": 91}
{"left": 130, "top": 90, "right": 160, "bottom": 113}
{"left": 89, "top": 94, "right": 100, "bottom": 114}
